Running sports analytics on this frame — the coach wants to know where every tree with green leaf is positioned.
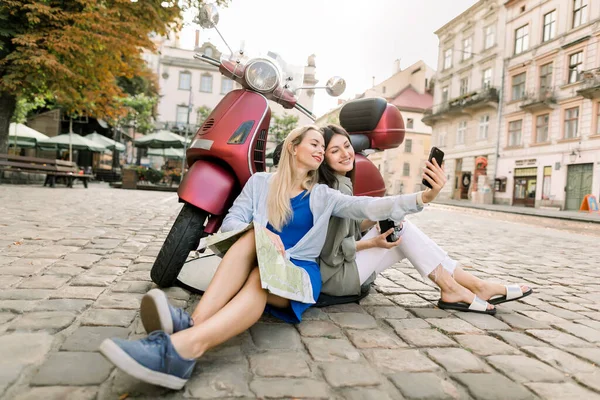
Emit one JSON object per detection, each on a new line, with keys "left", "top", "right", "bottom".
{"left": 0, "top": 0, "right": 227, "bottom": 154}
{"left": 271, "top": 113, "right": 299, "bottom": 143}
{"left": 196, "top": 105, "right": 212, "bottom": 125}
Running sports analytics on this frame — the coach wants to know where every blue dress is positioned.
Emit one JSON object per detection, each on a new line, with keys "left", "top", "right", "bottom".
{"left": 265, "top": 190, "right": 321, "bottom": 323}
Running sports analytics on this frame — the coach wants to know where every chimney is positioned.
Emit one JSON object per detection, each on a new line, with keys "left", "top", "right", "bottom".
{"left": 394, "top": 58, "right": 401, "bottom": 73}
{"left": 372, "top": 76, "right": 375, "bottom": 87}
{"left": 194, "top": 30, "right": 200, "bottom": 49}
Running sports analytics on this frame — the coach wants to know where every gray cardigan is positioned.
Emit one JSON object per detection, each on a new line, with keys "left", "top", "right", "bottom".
{"left": 221, "top": 172, "right": 423, "bottom": 264}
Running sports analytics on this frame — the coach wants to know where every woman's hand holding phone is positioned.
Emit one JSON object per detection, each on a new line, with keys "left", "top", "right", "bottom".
{"left": 422, "top": 158, "right": 447, "bottom": 204}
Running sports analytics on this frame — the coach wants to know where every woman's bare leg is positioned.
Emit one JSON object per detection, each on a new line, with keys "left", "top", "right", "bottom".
{"left": 191, "top": 230, "right": 258, "bottom": 324}
{"left": 452, "top": 266, "right": 529, "bottom": 301}
{"left": 170, "top": 267, "right": 289, "bottom": 359}
{"left": 428, "top": 266, "right": 494, "bottom": 310}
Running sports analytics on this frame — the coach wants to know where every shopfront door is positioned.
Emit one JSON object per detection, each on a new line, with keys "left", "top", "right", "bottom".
{"left": 513, "top": 167, "right": 537, "bottom": 207}
{"left": 565, "top": 163, "right": 593, "bottom": 210}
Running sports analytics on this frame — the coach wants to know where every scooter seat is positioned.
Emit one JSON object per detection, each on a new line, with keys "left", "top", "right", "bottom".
{"left": 339, "top": 97, "right": 387, "bottom": 133}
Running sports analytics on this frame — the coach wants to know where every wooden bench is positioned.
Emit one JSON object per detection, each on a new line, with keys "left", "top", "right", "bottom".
{"left": 0, "top": 154, "right": 94, "bottom": 188}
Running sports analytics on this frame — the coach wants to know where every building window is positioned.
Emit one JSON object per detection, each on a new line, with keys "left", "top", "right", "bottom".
{"left": 478, "top": 115, "right": 489, "bottom": 140}
{"left": 457, "top": 121, "right": 467, "bottom": 145}
{"left": 176, "top": 105, "right": 189, "bottom": 125}
{"left": 484, "top": 24, "right": 495, "bottom": 49}
{"left": 508, "top": 120, "right": 522, "bottom": 147}
{"left": 200, "top": 74, "right": 213, "bottom": 93}
{"left": 536, "top": 114, "right": 549, "bottom": 143}
{"left": 178, "top": 71, "right": 192, "bottom": 91}
{"left": 406, "top": 118, "right": 414, "bottom": 129}
{"left": 597, "top": 103, "right": 600, "bottom": 135}
{"left": 402, "top": 162, "right": 410, "bottom": 177}
{"left": 438, "top": 132, "right": 447, "bottom": 147}
{"left": 539, "top": 63, "right": 553, "bottom": 92}
{"left": 441, "top": 86, "right": 449, "bottom": 103}
{"left": 221, "top": 77, "right": 234, "bottom": 94}
{"left": 462, "top": 37, "right": 473, "bottom": 60}
{"left": 443, "top": 49, "right": 452, "bottom": 70}
{"left": 564, "top": 107, "right": 579, "bottom": 138}
{"left": 460, "top": 77, "right": 469, "bottom": 96}
{"left": 404, "top": 138, "right": 412, "bottom": 153}
{"left": 512, "top": 73, "right": 526, "bottom": 101}
{"left": 543, "top": 10, "right": 557, "bottom": 42}
{"left": 572, "top": 0, "right": 587, "bottom": 28}
{"left": 542, "top": 166, "right": 552, "bottom": 200}
{"left": 204, "top": 47, "right": 214, "bottom": 57}
{"left": 568, "top": 51, "right": 583, "bottom": 84}
{"left": 482, "top": 68, "right": 492, "bottom": 89}
{"left": 514, "top": 25, "right": 529, "bottom": 55}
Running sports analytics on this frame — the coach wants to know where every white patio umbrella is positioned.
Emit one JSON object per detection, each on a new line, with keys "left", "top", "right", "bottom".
{"left": 85, "top": 132, "right": 126, "bottom": 152}
{"left": 8, "top": 123, "right": 49, "bottom": 148}
{"left": 38, "top": 133, "right": 107, "bottom": 152}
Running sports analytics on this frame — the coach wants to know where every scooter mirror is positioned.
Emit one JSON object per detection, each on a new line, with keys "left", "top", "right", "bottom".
{"left": 197, "top": 3, "right": 219, "bottom": 29}
{"left": 325, "top": 76, "right": 346, "bottom": 97}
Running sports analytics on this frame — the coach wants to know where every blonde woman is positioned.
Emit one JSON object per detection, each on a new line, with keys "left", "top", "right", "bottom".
{"left": 99, "top": 125, "right": 447, "bottom": 390}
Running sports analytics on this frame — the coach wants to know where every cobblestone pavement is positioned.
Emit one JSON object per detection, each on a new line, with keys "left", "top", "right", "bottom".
{"left": 1, "top": 184, "right": 600, "bottom": 400}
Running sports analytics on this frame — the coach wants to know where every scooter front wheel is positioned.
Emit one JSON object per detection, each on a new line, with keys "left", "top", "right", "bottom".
{"left": 151, "top": 204, "right": 208, "bottom": 287}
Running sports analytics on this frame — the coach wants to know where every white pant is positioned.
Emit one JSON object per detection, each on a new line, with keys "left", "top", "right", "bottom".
{"left": 355, "top": 219, "right": 457, "bottom": 285}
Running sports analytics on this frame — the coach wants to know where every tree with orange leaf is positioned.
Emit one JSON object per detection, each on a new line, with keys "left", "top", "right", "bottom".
{"left": 0, "top": 0, "right": 225, "bottom": 154}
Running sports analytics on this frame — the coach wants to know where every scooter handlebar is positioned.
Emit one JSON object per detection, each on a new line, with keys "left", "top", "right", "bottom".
{"left": 294, "top": 103, "right": 316, "bottom": 121}
{"left": 193, "top": 53, "right": 221, "bottom": 67}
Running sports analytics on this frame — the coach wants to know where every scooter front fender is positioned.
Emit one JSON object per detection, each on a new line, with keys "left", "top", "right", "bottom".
{"left": 178, "top": 160, "right": 239, "bottom": 216}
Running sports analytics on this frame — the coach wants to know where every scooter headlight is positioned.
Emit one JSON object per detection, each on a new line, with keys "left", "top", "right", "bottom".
{"left": 244, "top": 58, "right": 280, "bottom": 93}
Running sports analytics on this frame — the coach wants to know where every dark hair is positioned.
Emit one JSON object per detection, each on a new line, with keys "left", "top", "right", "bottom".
{"left": 318, "top": 124, "right": 355, "bottom": 189}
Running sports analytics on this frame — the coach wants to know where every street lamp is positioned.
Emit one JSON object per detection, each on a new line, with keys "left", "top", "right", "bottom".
{"left": 569, "top": 150, "right": 577, "bottom": 163}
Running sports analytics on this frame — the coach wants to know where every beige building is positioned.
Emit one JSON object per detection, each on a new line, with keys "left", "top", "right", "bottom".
{"left": 143, "top": 32, "right": 318, "bottom": 132}
{"left": 495, "top": 0, "right": 600, "bottom": 210}
{"left": 423, "top": 0, "right": 507, "bottom": 203}
{"left": 317, "top": 61, "right": 435, "bottom": 195}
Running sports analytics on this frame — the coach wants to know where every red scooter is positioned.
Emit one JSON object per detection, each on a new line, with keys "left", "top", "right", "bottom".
{"left": 151, "top": 4, "right": 406, "bottom": 295}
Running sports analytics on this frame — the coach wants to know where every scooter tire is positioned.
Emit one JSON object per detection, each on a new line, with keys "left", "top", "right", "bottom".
{"left": 151, "top": 204, "right": 208, "bottom": 288}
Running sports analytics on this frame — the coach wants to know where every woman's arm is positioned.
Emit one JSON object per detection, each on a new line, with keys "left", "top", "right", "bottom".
{"left": 359, "top": 219, "right": 377, "bottom": 233}
{"left": 221, "top": 175, "right": 257, "bottom": 232}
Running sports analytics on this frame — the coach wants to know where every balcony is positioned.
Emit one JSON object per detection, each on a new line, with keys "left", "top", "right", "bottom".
{"left": 519, "top": 89, "right": 556, "bottom": 113}
{"left": 576, "top": 68, "right": 600, "bottom": 99}
{"left": 422, "top": 87, "right": 499, "bottom": 126}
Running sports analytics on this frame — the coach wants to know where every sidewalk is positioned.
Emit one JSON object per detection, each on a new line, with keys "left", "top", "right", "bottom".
{"left": 435, "top": 199, "right": 600, "bottom": 224}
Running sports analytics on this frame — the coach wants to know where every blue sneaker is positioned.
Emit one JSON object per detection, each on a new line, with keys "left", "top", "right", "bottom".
{"left": 99, "top": 331, "right": 195, "bottom": 390}
{"left": 141, "top": 289, "right": 192, "bottom": 334}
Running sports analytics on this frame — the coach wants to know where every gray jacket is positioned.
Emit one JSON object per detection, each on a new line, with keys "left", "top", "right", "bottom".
{"left": 221, "top": 172, "right": 423, "bottom": 264}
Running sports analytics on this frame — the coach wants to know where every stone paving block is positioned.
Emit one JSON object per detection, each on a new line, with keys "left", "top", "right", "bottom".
{"left": 249, "top": 351, "right": 311, "bottom": 378}
{"left": 0, "top": 289, "right": 54, "bottom": 300}
{"left": 17, "top": 275, "right": 70, "bottom": 289}
{"left": 497, "top": 314, "right": 550, "bottom": 329}
{"left": 491, "top": 330, "right": 549, "bottom": 348}
{"left": 0, "top": 331, "right": 54, "bottom": 366}
{"left": 161, "top": 286, "right": 191, "bottom": 301}
{"left": 329, "top": 312, "right": 377, "bottom": 329}
{"left": 0, "top": 256, "right": 19, "bottom": 266}
{"left": 525, "top": 382, "right": 600, "bottom": 400}
{"left": 519, "top": 311, "right": 570, "bottom": 325}
{"left": 250, "top": 378, "right": 330, "bottom": 399}
{"left": 85, "top": 266, "right": 127, "bottom": 276}
{"left": 396, "top": 328, "right": 456, "bottom": 348}
{"left": 0, "top": 300, "right": 38, "bottom": 313}
{"left": 0, "top": 275, "right": 21, "bottom": 288}
{"left": 389, "top": 294, "right": 432, "bottom": 307}
{"left": 536, "top": 304, "right": 584, "bottom": 320}
{"left": 453, "top": 373, "right": 535, "bottom": 400}
{"left": 61, "top": 326, "right": 131, "bottom": 352}
{"left": 454, "top": 334, "right": 520, "bottom": 356}
{"left": 364, "top": 306, "right": 410, "bottom": 319}
{"left": 390, "top": 372, "right": 461, "bottom": 400}
{"left": 296, "top": 320, "right": 343, "bottom": 338}
{"left": 521, "top": 346, "right": 597, "bottom": 374}
{"left": 43, "top": 266, "right": 85, "bottom": 276}
{"left": 33, "top": 299, "right": 92, "bottom": 313}
{"left": 50, "top": 286, "right": 105, "bottom": 300}
{"left": 359, "top": 293, "right": 395, "bottom": 306}
{"left": 574, "top": 370, "right": 600, "bottom": 392}
{"left": 93, "top": 292, "right": 144, "bottom": 310}
{"left": 576, "top": 319, "right": 600, "bottom": 330}
{"left": 80, "top": 309, "right": 137, "bottom": 327}
{"left": 0, "top": 313, "right": 15, "bottom": 325}
{"left": 0, "top": 264, "right": 48, "bottom": 277}
{"left": 568, "top": 347, "right": 600, "bottom": 365}
{"left": 9, "top": 311, "right": 76, "bottom": 332}
{"left": 346, "top": 328, "right": 407, "bottom": 349}
{"left": 304, "top": 337, "right": 361, "bottom": 362}
{"left": 119, "top": 271, "right": 152, "bottom": 282}
{"left": 426, "top": 318, "right": 483, "bottom": 334}
{"left": 30, "top": 246, "right": 79, "bottom": 259}
{"left": 12, "top": 386, "right": 98, "bottom": 400}
{"left": 249, "top": 323, "right": 302, "bottom": 350}
{"left": 321, "top": 362, "right": 382, "bottom": 387}
{"left": 553, "top": 322, "right": 600, "bottom": 343}
{"left": 31, "top": 352, "right": 112, "bottom": 385}
{"left": 70, "top": 274, "right": 117, "bottom": 287}
{"left": 408, "top": 308, "right": 450, "bottom": 319}
{"left": 321, "top": 303, "right": 366, "bottom": 313}
{"left": 87, "top": 239, "right": 122, "bottom": 249}
{"left": 111, "top": 281, "right": 153, "bottom": 294}
{"left": 182, "top": 362, "right": 253, "bottom": 399}
{"left": 426, "top": 348, "right": 490, "bottom": 373}
{"left": 527, "top": 329, "right": 591, "bottom": 348}
{"left": 486, "top": 355, "right": 565, "bottom": 383}
{"left": 339, "top": 387, "right": 396, "bottom": 400}
{"left": 363, "top": 349, "right": 440, "bottom": 373}
{"left": 455, "top": 312, "right": 511, "bottom": 331}
{"left": 387, "top": 318, "right": 430, "bottom": 331}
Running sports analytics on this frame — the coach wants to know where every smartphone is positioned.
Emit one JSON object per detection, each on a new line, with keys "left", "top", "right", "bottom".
{"left": 422, "top": 147, "right": 445, "bottom": 189}
{"left": 378, "top": 219, "right": 400, "bottom": 243}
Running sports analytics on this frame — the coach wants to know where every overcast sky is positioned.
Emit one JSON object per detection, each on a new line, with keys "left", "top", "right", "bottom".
{"left": 179, "top": 0, "right": 478, "bottom": 116}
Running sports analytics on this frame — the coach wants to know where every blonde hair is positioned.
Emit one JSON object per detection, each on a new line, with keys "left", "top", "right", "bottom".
{"left": 267, "top": 124, "right": 322, "bottom": 231}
